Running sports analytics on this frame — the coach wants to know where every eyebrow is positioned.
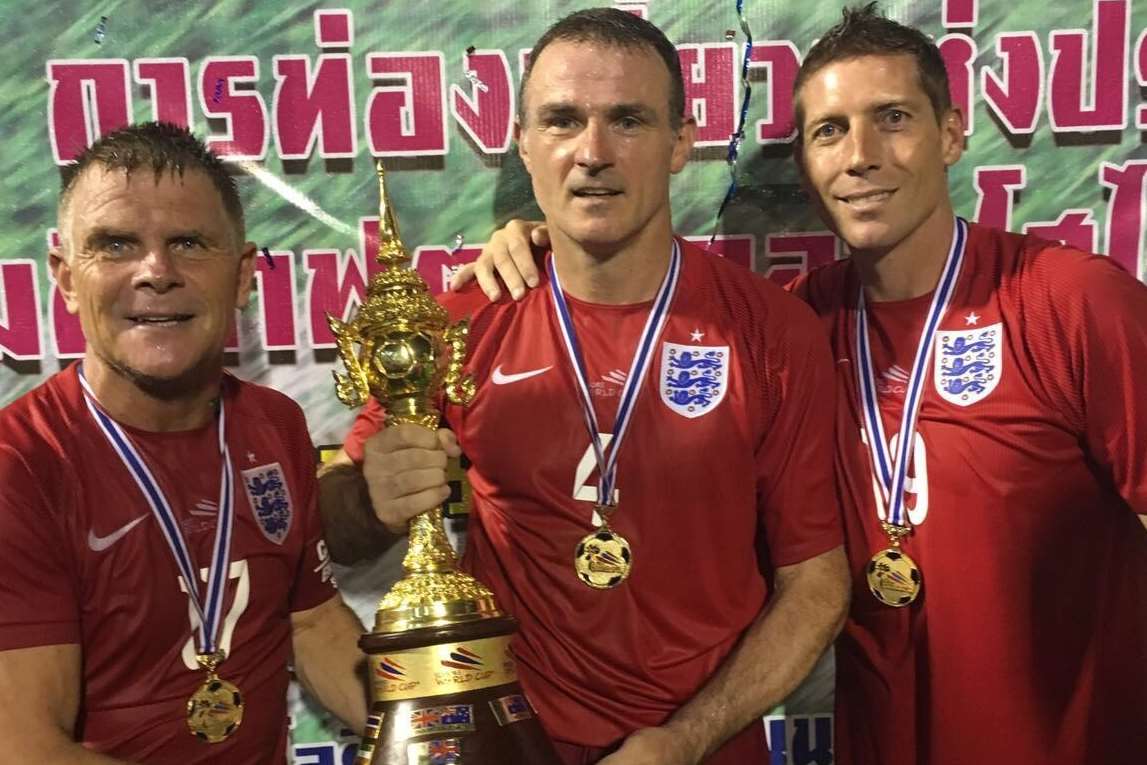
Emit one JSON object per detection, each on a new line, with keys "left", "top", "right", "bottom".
{"left": 82, "top": 228, "right": 217, "bottom": 247}
{"left": 83, "top": 227, "right": 139, "bottom": 247}
{"left": 533, "top": 101, "right": 660, "bottom": 122}
{"left": 804, "top": 99, "right": 916, "bottom": 127}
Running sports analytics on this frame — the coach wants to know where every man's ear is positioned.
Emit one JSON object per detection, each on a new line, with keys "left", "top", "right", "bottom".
{"left": 49, "top": 246, "right": 80, "bottom": 315}
{"left": 515, "top": 118, "right": 532, "bottom": 175}
{"left": 669, "top": 116, "right": 697, "bottom": 174}
{"left": 940, "top": 107, "right": 965, "bottom": 167}
{"left": 235, "top": 242, "right": 258, "bottom": 310}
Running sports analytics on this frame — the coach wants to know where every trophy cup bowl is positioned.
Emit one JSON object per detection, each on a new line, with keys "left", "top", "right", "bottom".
{"left": 330, "top": 163, "right": 558, "bottom": 765}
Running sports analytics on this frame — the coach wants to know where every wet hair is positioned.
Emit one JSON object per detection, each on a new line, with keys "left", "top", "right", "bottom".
{"left": 59, "top": 121, "right": 244, "bottom": 239}
{"left": 519, "top": 7, "right": 685, "bottom": 129}
{"left": 793, "top": 2, "right": 952, "bottom": 139}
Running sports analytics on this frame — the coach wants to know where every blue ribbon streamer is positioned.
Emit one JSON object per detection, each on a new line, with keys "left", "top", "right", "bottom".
{"left": 709, "top": 0, "right": 754, "bottom": 245}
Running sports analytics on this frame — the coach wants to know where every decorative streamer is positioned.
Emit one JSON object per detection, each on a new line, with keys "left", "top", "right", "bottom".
{"left": 464, "top": 46, "right": 489, "bottom": 93}
{"left": 709, "top": 0, "right": 754, "bottom": 245}
{"left": 93, "top": 15, "right": 108, "bottom": 44}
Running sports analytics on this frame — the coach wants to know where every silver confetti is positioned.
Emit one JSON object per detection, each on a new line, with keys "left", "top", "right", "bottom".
{"left": 464, "top": 69, "right": 489, "bottom": 93}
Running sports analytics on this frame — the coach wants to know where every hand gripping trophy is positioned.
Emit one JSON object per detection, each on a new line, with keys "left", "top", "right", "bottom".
{"left": 329, "top": 163, "right": 558, "bottom": 765}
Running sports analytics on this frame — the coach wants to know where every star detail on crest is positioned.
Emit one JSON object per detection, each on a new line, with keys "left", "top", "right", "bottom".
{"left": 247, "top": 451, "right": 257, "bottom": 463}
{"left": 690, "top": 328, "right": 705, "bottom": 342}
{"left": 964, "top": 312, "right": 980, "bottom": 326}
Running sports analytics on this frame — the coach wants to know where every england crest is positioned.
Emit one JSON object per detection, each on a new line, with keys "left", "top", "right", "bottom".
{"left": 241, "top": 463, "right": 293, "bottom": 544}
{"left": 660, "top": 342, "right": 729, "bottom": 418}
{"left": 934, "top": 323, "right": 1003, "bottom": 407}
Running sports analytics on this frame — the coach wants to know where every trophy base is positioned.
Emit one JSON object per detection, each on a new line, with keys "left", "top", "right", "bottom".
{"left": 355, "top": 616, "right": 559, "bottom": 765}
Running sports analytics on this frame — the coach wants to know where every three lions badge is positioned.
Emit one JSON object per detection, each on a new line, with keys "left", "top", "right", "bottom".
{"left": 660, "top": 342, "right": 729, "bottom": 418}
{"left": 241, "top": 463, "right": 293, "bottom": 544}
{"left": 934, "top": 323, "right": 1003, "bottom": 406}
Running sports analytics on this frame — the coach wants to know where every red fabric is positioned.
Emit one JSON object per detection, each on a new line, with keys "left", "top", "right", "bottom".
{"left": 790, "top": 222, "right": 1147, "bottom": 765}
{"left": 0, "top": 364, "right": 337, "bottom": 763}
{"left": 552, "top": 720, "right": 768, "bottom": 764}
{"left": 344, "top": 239, "right": 842, "bottom": 751}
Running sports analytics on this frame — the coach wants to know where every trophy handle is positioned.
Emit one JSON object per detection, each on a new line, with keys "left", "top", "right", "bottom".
{"left": 443, "top": 320, "right": 476, "bottom": 406}
{"left": 327, "top": 314, "right": 370, "bottom": 408}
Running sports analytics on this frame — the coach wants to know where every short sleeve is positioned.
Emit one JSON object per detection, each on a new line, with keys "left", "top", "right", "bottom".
{"left": 1046, "top": 254, "right": 1147, "bottom": 516}
{"left": 754, "top": 304, "right": 845, "bottom": 567}
{"left": 0, "top": 444, "right": 81, "bottom": 650}
{"left": 342, "top": 400, "right": 386, "bottom": 464}
{"left": 287, "top": 414, "right": 340, "bottom": 613}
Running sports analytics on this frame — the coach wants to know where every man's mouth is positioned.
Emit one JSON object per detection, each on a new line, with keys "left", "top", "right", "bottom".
{"left": 572, "top": 187, "right": 622, "bottom": 198}
{"left": 127, "top": 314, "right": 194, "bottom": 326}
{"left": 838, "top": 189, "right": 896, "bottom": 207}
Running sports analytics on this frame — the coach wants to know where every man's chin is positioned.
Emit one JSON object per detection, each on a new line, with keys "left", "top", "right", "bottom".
{"left": 104, "top": 353, "right": 222, "bottom": 401}
{"left": 838, "top": 221, "right": 897, "bottom": 254}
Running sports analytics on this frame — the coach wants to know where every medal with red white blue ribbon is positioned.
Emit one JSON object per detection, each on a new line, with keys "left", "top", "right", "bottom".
{"left": 78, "top": 367, "right": 244, "bottom": 741}
{"left": 855, "top": 217, "right": 967, "bottom": 607}
{"left": 548, "top": 241, "right": 681, "bottom": 589}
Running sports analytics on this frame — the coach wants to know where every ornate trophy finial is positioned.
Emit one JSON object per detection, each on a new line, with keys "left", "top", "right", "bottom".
{"left": 375, "top": 161, "right": 410, "bottom": 269}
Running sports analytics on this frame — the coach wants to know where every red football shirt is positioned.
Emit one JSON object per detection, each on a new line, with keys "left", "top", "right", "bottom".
{"left": 0, "top": 365, "right": 337, "bottom": 762}
{"left": 344, "top": 239, "right": 843, "bottom": 756}
{"left": 791, "top": 223, "right": 1147, "bottom": 765}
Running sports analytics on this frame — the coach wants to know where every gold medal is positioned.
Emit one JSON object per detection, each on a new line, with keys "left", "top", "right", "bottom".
{"left": 866, "top": 523, "right": 922, "bottom": 607}
{"left": 187, "top": 651, "right": 244, "bottom": 743}
{"left": 575, "top": 513, "right": 632, "bottom": 589}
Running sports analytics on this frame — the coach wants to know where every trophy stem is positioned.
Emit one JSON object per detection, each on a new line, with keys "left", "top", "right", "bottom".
{"left": 404, "top": 511, "right": 458, "bottom": 574}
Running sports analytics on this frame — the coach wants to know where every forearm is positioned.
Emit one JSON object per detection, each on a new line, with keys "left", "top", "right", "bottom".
{"left": 317, "top": 462, "right": 397, "bottom": 565}
{"left": 664, "top": 548, "right": 850, "bottom": 762}
{"left": 292, "top": 597, "right": 369, "bottom": 733}
{"left": 31, "top": 742, "right": 133, "bottom": 764}
{"left": 0, "top": 645, "right": 133, "bottom": 764}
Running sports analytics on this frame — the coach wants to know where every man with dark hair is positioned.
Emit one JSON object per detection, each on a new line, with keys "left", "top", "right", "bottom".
{"left": 452, "top": 4, "right": 1147, "bottom": 764}
{"left": 518, "top": 6, "right": 686, "bottom": 130}
{"left": 320, "top": 8, "right": 849, "bottom": 764}
{"left": 789, "top": 6, "right": 1147, "bottom": 764}
{"left": 0, "top": 121, "right": 368, "bottom": 763}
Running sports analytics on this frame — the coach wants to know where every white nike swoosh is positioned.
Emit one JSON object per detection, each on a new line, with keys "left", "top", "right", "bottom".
{"left": 491, "top": 364, "right": 553, "bottom": 385}
{"left": 87, "top": 515, "right": 149, "bottom": 552}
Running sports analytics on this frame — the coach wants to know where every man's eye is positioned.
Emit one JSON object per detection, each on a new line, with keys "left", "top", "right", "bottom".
{"left": 97, "top": 238, "right": 133, "bottom": 256}
{"left": 172, "top": 237, "right": 204, "bottom": 251}
{"left": 883, "top": 110, "right": 907, "bottom": 126}
{"left": 544, "top": 116, "right": 577, "bottom": 130}
{"left": 813, "top": 123, "right": 839, "bottom": 140}
{"left": 617, "top": 116, "right": 642, "bottom": 130}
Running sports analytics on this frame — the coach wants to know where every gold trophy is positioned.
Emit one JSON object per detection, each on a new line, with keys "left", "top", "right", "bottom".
{"left": 329, "top": 163, "right": 558, "bottom": 765}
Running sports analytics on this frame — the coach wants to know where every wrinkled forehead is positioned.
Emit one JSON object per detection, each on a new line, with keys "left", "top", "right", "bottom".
{"left": 523, "top": 40, "right": 670, "bottom": 116}
{"left": 61, "top": 165, "right": 233, "bottom": 238}
{"left": 796, "top": 54, "right": 930, "bottom": 121}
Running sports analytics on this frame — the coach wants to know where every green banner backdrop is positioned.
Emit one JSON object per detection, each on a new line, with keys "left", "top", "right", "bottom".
{"left": 2, "top": 1, "right": 1144, "bottom": 762}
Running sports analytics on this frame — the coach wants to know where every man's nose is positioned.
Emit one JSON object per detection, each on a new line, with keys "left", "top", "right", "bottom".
{"left": 131, "top": 246, "right": 184, "bottom": 293}
{"left": 574, "top": 119, "right": 615, "bottom": 172}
